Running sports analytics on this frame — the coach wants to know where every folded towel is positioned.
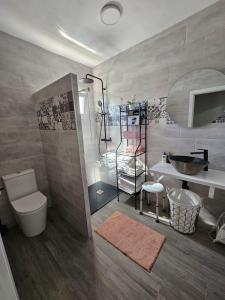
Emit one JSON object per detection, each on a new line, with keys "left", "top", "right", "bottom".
{"left": 117, "top": 156, "right": 145, "bottom": 177}
{"left": 123, "top": 130, "right": 145, "bottom": 139}
{"left": 119, "top": 174, "right": 144, "bottom": 186}
{"left": 125, "top": 145, "right": 145, "bottom": 154}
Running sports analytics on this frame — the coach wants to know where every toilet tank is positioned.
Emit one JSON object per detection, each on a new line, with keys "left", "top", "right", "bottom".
{"left": 2, "top": 169, "right": 38, "bottom": 202}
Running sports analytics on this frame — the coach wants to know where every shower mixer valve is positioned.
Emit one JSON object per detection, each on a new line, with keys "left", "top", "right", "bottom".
{"left": 101, "top": 138, "right": 112, "bottom": 142}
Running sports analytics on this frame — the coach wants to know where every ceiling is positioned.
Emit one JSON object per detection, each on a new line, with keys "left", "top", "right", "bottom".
{"left": 0, "top": 0, "right": 218, "bottom": 67}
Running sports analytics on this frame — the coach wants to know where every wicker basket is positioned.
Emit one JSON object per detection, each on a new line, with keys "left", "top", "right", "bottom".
{"left": 167, "top": 188, "right": 202, "bottom": 234}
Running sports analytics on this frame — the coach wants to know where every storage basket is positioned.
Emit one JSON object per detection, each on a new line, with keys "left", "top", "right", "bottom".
{"left": 167, "top": 188, "right": 202, "bottom": 234}
{"left": 213, "top": 212, "right": 225, "bottom": 244}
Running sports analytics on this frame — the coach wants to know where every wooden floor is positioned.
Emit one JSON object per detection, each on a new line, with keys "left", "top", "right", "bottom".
{"left": 3, "top": 194, "right": 225, "bottom": 300}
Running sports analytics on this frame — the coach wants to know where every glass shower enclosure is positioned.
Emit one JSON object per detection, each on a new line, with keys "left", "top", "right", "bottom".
{"left": 79, "top": 89, "right": 119, "bottom": 214}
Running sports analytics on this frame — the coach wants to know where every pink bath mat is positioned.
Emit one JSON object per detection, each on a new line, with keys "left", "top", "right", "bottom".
{"left": 95, "top": 211, "right": 166, "bottom": 271}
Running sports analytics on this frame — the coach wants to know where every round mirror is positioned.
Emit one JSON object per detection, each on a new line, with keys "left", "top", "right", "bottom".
{"left": 167, "top": 69, "right": 225, "bottom": 128}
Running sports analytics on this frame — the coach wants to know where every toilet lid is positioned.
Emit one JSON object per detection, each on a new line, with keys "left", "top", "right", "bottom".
{"left": 11, "top": 191, "right": 47, "bottom": 214}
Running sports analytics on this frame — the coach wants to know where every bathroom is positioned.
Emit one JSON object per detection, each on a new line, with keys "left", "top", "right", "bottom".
{"left": 0, "top": 1, "right": 225, "bottom": 299}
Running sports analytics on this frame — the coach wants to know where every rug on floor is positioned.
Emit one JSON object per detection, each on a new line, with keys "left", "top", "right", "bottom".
{"left": 95, "top": 211, "right": 166, "bottom": 271}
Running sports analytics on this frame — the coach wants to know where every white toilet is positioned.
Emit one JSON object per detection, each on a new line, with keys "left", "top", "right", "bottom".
{"left": 2, "top": 169, "right": 47, "bottom": 237}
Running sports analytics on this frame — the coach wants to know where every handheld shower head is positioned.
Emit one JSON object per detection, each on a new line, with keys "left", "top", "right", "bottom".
{"left": 98, "top": 100, "right": 103, "bottom": 114}
{"left": 98, "top": 100, "right": 102, "bottom": 107}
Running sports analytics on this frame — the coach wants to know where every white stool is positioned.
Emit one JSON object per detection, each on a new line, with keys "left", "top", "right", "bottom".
{"left": 140, "top": 181, "right": 165, "bottom": 223}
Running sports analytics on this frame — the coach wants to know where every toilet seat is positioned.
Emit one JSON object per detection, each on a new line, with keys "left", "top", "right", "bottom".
{"left": 11, "top": 191, "right": 47, "bottom": 215}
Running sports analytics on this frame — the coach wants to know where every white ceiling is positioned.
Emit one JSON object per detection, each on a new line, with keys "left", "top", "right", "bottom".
{"left": 0, "top": 0, "right": 218, "bottom": 67}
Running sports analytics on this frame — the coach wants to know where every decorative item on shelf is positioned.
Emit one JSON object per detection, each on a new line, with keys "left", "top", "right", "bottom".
{"left": 127, "top": 95, "right": 136, "bottom": 110}
{"left": 128, "top": 115, "right": 139, "bottom": 125}
{"left": 128, "top": 110, "right": 140, "bottom": 117}
{"left": 162, "top": 152, "right": 167, "bottom": 163}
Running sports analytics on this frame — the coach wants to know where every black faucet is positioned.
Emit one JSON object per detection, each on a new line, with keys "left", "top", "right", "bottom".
{"left": 190, "top": 149, "right": 208, "bottom": 171}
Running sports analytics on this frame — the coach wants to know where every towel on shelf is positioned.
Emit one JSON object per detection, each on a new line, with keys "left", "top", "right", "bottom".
{"left": 101, "top": 152, "right": 116, "bottom": 169}
{"left": 117, "top": 156, "right": 145, "bottom": 177}
{"left": 123, "top": 130, "right": 145, "bottom": 139}
{"left": 125, "top": 145, "right": 145, "bottom": 154}
{"left": 118, "top": 173, "right": 145, "bottom": 194}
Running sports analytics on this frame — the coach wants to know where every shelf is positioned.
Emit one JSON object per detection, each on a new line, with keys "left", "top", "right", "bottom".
{"left": 117, "top": 152, "right": 145, "bottom": 157}
{"left": 120, "top": 124, "right": 147, "bottom": 126}
{"left": 118, "top": 184, "right": 142, "bottom": 195}
{"left": 118, "top": 170, "right": 145, "bottom": 178}
{"left": 120, "top": 108, "right": 147, "bottom": 113}
{"left": 116, "top": 102, "right": 147, "bottom": 208}
{"left": 122, "top": 137, "right": 145, "bottom": 140}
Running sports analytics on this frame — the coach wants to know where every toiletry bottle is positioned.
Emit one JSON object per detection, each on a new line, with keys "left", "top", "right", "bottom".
{"left": 162, "top": 152, "right": 167, "bottom": 163}
{"left": 166, "top": 152, "right": 171, "bottom": 163}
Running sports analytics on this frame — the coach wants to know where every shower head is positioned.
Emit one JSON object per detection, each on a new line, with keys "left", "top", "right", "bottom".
{"left": 79, "top": 77, "right": 94, "bottom": 84}
{"left": 98, "top": 100, "right": 103, "bottom": 107}
{"left": 78, "top": 87, "right": 90, "bottom": 93}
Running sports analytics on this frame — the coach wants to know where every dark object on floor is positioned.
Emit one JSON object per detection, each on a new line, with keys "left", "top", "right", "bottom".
{"left": 0, "top": 219, "right": 8, "bottom": 235}
{"left": 88, "top": 181, "right": 118, "bottom": 214}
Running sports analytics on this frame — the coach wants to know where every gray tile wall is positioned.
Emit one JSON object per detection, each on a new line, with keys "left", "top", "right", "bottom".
{"left": 33, "top": 74, "right": 91, "bottom": 237}
{"left": 0, "top": 31, "right": 91, "bottom": 227}
{"left": 93, "top": 1, "right": 225, "bottom": 217}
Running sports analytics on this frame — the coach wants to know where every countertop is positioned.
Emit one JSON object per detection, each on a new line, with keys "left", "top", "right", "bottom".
{"left": 150, "top": 162, "right": 225, "bottom": 190}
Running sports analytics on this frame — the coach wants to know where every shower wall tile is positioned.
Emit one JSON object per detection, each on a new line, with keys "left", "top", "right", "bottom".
{"left": 33, "top": 74, "right": 91, "bottom": 238}
{"left": 0, "top": 31, "right": 91, "bottom": 227}
{"left": 93, "top": 1, "right": 225, "bottom": 215}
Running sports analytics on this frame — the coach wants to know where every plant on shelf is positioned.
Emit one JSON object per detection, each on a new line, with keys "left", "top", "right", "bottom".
{"left": 127, "top": 95, "right": 136, "bottom": 110}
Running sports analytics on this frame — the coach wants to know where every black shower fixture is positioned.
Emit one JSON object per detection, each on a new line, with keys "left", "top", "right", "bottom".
{"left": 79, "top": 74, "right": 112, "bottom": 142}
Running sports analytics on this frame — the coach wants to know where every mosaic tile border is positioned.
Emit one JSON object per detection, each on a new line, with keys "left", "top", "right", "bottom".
{"left": 148, "top": 97, "right": 225, "bottom": 125}
{"left": 96, "top": 97, "right": 225, "bottom": 126}
{"left": 37, "top": 90, "right": 76, "bottom": 130}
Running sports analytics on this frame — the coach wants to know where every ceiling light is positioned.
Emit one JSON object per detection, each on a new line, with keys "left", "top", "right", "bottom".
{"left": 101, "top": 1, "right": 123, "bottom": 25}
{"left": 58, "top": 27, "right": 97, "bottom": 54}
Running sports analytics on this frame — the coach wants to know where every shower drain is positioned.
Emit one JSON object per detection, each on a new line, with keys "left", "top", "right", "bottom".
{"left": 96, "top": 189, "right": 104, "bottom": 195}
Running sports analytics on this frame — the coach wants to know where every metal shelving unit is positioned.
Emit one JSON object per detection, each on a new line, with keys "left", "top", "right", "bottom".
{"left": 116, "top": 102, "right": 147, "bottom": 209}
